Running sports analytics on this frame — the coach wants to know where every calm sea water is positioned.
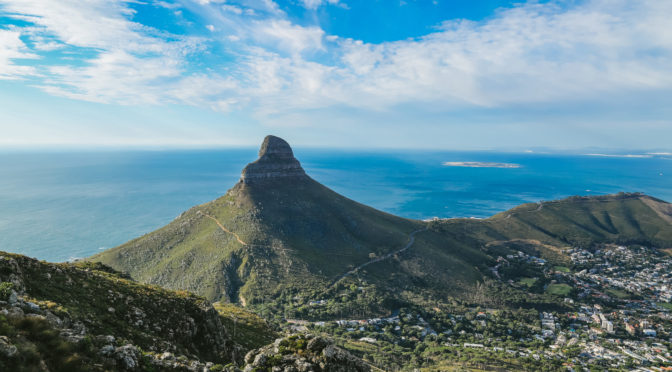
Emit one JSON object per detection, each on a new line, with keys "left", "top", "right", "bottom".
{"left": 0, "top": 149, "right": 670, "bottom": 262}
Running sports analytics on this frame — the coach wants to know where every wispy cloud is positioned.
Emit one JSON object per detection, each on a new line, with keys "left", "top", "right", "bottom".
{"left": 1, "top": 0, "right": 671, "bottom": 121}
{"left": 314, "top": 0, "right": 672, "bottom": 111}
{"left": 251, "top": 19, "right": 325, "bottom": 54}
{"left": 0, "top": 0, "right": 213, "bottom": 104}
{"left": 299, "top": 0, "right": 340, "bottom": 10}
{"left": 0, "top": 28, "right": 38, "bottom": 79}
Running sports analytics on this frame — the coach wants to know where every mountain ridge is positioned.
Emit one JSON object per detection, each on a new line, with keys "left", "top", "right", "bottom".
{"left": 91, "top": 136, "right": 672, "bottom": 319}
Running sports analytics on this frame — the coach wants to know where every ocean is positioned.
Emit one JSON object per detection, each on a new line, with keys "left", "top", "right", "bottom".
{"left": 0, "top": 149, "right": 670, "bottom": 262}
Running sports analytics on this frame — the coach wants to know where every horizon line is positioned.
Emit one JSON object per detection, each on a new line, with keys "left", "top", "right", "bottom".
{"left": 1, "top": 144, "right": 671, "bottom": 155}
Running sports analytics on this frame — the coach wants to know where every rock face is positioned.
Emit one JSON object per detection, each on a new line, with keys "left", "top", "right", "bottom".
{"left": 243, "top": 334, "right": 370, "bottom": 372}
{"left": 0, "top": 252, "right": 244, "bottom": 371}
{"left": 240, "top": 135, "right": 307, "bottom": 183}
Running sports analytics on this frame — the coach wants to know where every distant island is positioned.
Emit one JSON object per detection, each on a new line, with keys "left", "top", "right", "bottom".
{"left": 584, "top": 153, "right": 652, "bottom": 158}
{"left": 443, "top": 161, "right": 521, "bottom": 168}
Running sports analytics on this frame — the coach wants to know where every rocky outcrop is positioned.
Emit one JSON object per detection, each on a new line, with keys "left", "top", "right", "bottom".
{"left": 243, "top": 334, "right": 370, "bottom": 372}
{"left": 240, "top": 135, "right": 307, "bottom": 183}
{"left": 0, "top": 257, "right": 369, "bottom": 372}
{"left": 0, "top": 252, "right": 245, "bottom": 371}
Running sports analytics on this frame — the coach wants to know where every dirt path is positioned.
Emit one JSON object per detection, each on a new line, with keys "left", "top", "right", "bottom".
{"left": 200, "top": 211, "right": 429, "bottom": 290}
{"left": 199, "top": 211, "right": 248, "bottom": 246}
{"left": 329, "top": 226, "right": 428, "bottom": 288}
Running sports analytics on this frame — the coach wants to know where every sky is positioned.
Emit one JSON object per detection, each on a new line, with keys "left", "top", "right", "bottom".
{"left": 0, "top": 0, "right": 671, "bottom": 150}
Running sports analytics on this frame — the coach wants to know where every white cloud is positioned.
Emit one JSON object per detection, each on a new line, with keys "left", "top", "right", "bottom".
{"left": 155, "top": 1, "right": 182, "bottom": 9}
{"left": 299, "top": 0, "right": 340, "bottom": 10}
{"left": 251, "top": 19, "right": 324, "bottom": 54}
{"left": 225, "top": 0, "right": 283, "bottom": 16}
{"left": 0, "top": 0, "right": 209, "bottom": 104}
{"left": 1, "top": 0, "right": 671, "bottom": 121}
{"left": 41, "top": 50, "right": 182, "bottom": 104}
{"left": 247, "top": 0, "right": 672, "bottom": 114}
{"left": 221, "top": 4, "right": 243, "bottom": 14}
{"left": 195, "top": 0, "right": 227, "bottom": 5}
{"left": 0, "top": 29, "right": 38, "bottom": 79}
{"left": 181, "top": 0, "right": 672, "bottom": 117}
{"left": 2, "top": 0, "right": 149, "bottom": 52}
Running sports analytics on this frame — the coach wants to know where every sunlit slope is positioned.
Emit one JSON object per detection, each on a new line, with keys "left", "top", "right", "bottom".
{"left": 432, "top": 193, "right": 672, "bottom": 258}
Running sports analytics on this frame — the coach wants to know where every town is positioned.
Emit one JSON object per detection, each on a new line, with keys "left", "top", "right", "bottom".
{"left": 289, "top": 244, "right": 672, "bottom": 371}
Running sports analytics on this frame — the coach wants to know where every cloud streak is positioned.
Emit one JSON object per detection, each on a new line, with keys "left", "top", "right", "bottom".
{"left": 0, "top": 28, "right": 38, "bottom": 79}
{"left": 1, "top": 0, "right": 671, "bottom": 121}
{"left": 299, "top": 0, "right": 340, "bottom": 10}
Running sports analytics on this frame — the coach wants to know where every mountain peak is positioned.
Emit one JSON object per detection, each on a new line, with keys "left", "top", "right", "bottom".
{"left": 258, "top": 135, "right": 294, "bottom": 158}
{"left": 240, "top": 135, "right": 307, "bottom": 183}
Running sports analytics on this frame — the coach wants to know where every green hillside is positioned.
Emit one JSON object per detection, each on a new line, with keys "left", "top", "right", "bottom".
{"left": 0, "top": 251, "right": 280, "bottom": 371}
{"left": 91, "top": 137, "right": 495, "bottom": 316}
{"left": 92, "top": 136, "right": 672, "bottom": 319}
{"left": 91, "top": 168, "right": 430, "bottom": 305}
{"left": 429, "top": 193, "right": 672, "bottom": 264}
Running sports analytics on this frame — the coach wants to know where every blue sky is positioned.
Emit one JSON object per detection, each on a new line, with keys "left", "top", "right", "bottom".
{"left": 0, "top": 0, "right": 671, "bottom": 150}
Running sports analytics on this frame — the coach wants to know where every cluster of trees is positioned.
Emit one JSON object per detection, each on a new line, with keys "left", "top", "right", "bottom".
{"left": 305, "top": 304, "right": 571, "bottom": 370}
{"left": 251, "top": 279, "right": 405, "bottom": 322}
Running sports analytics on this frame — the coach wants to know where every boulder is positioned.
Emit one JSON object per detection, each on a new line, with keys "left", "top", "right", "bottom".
{"left": 114, "top": 344, "right": 140, "bottom": 370}
{"left": 0, "top": 335, "right": 17, "bottom": 358}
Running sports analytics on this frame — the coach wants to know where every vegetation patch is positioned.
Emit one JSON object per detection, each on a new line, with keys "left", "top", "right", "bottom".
{"left": 213, "top": 302, "right": 276, "bottom": 350}
{"left": 518, "top": 277, "right": 538, "bottom": 288}
{"left": 545, "top": 283, "right": 572, "bottom": 297}
{"left": 606, "top": 288, "right": 632, "bottom": 299}
{"left": 0, "top": 282, "right": 13, "bottom": 301}
{"left": 657, "top": 302, "right": 672, "bottom": 311}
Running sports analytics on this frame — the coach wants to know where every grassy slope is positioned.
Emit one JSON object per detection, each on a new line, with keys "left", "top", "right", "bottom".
{"left": 94, "top": 187, "right": 672, "bottom": 317}
{"left": 0, "top": 251, "right": 274, "bottom": 365}
{"left": 213, "top": 302, "right": 276, "bottom": 351}
{"left": 432, "top": 193, "right": 672, "bottom": 264}
{"left": 92, "top": 177, "right": 441, "bottom": 306}
{"left": 487, "top": 193, "right": 672, "bottom": 246}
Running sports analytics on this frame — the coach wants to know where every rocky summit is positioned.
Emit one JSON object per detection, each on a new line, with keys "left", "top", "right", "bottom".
{"left": 240, "top": 135, "right": 307, "bottom": 183}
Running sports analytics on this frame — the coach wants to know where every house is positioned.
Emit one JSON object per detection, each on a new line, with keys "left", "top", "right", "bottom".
{"left": 359, "top": 337, "right": 377, "bottom": 344}
{"left": 463, "top": 343, "right": 484, "bottom": 348}
{"left": 625, "top": 322, "right": 636, "bottom": 336}
{"left": 643, "top": 329, "right": 657, "bottom": 337}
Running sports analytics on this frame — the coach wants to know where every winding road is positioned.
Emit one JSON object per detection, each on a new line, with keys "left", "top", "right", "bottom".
{"left": 329, "top": 226, "right": 428, "bottom": 288}
{"left": 200, "top": 209, "right": 428, "bottom": 289}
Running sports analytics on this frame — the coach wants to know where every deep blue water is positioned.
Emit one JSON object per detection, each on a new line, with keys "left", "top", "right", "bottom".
{"left": 0, "top": 149, "right": 670, "bottom": 262}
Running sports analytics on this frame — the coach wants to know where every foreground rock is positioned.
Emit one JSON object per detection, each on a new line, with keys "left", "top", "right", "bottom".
{"left": 243, "top": 334, "right": 370, "bottom": 372}
{"left": 0, "top": 252, "right": 244, "bottom": 371}
{"left": 0, "top": 252, "right": 369, "bottom": 371}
